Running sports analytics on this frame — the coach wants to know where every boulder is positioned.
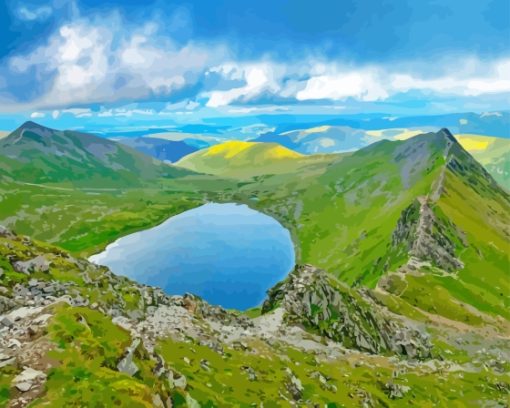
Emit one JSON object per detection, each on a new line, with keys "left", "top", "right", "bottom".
{"left": 13, "top": 256, "right": 50, "bottom": 275}
{"left": 117, "top": 338, "right": 140, "bottom": 376}
{"left": 12, "top": 367, "right": 46, "bottom": 392}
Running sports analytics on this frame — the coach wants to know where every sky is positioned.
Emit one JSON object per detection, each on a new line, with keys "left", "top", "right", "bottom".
{"left": 0, "top": 0, "right": 509, "bottom": 132}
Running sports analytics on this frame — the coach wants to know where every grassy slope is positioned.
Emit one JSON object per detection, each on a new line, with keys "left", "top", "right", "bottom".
{"left": 0, "top": 131, "right": 508, "bottom": 321}
{"left": 0, "top": 177, "right": 227, "bottom": 256}
{"left": 233, "top": 135, "right": 448, "bottom": 284}
{"left": 175, "top": 140, "right": 335, "bottom": 177}
{"left": 0, "top": 232, "right": 507, "bottom": 407}
{"left": 0, "top": 122, "right": 192, "bottom": 187}
{"left": 223, "top": 132, "right": 510, "bottom": 324}
{"left": 455, "top": 134, "right": 510, "bottom": 190}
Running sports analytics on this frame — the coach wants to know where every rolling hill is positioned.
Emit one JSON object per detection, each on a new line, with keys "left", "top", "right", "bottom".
{"left": 0, "top": 126, "right": 509, "bottom": 406}
{"left": 254, "top": 124, "right": 510, "bottom": 190}
{"left": 115, "top": 136, "right": 198, "bottom": 163}
{"left": 231, "top": 129, "right": 510, "bottom": 323}
{"left": 0, "top": 121, "right": 192, "bottom": 186}
{"left": 455, "top": 134, "right": 510, "bottom": 189}
{"left": 175, "top": 140, "right": 324, "bottom": 176}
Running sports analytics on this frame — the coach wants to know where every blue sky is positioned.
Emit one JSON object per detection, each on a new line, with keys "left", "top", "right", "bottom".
{"left": 0, "top": 0, "right": 509, "bottom": 131}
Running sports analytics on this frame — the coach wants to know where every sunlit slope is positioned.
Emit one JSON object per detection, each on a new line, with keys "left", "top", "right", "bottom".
{"left": 455, "top": 134, "right": 510, "bottom": 189}
{"left": 0, "top": 121, "right": 192, "bottom": 187}
{"left": 176, "top": 140, "right": 322, "bottom": 176}
{"left": 232, "top": 129, "right": 510, "bottom": 320}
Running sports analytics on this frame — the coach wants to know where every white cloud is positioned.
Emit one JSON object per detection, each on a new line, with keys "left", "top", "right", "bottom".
{"left": 98, "top": 107, "right": 155, "bottom": 117}
{"left": 296, "top": 70, "right": 388, "bottom": 102}
{"left": 5, "top": 14, "right": 224, "bottom": 111}
{"left": 1, "top": 4, "right": 509, "bottom": 113}
{"left": 61, "top": 108, "right": 92, "bottom": 118}
{"left": 30, "top": 111, "right": 45, "bottom": 118}
{"left": 17, "top": 5, "right": 52, "bottom": 21}
{"left": 228, "top": 105, "right": 290, "bottom": 114}
{"left": 205, "top": 63, "right": 282, "bottom": 107}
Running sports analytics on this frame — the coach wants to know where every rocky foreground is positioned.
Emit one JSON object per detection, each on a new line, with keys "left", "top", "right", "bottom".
{"left": 0, "top": 226, "right": 509, "bottom": 407}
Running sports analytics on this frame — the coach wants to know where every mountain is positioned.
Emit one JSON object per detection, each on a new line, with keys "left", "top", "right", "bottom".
{"left": 253, "top": 125, "right": 373, "bottom": 153}
{"left": 232, "top": 129, "right": 510, "bottom": 323}
{"left": 257, "top": 111, "right": 510, "bottom": 138}
{"left": 115, "top": 137, "right": 198, "bottom": 163}
{"left": 0, "top": 122, "right": 192, "bottom": 186}
{"left": 176, "top": 140, "right": 316, "bottom": 176}
{"left": 1, "top": 226, "right": 507, "bottom": 406}
{"left": 0, "top": 126, "right": 509, "bottom": 405}
{"left": 455, "top": 134, "right": 510, "bottom": 190}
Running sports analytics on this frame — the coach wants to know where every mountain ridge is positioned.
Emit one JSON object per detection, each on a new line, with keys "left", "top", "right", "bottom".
{"left": 0, "top": 121, "right": 193, "bottom": 186}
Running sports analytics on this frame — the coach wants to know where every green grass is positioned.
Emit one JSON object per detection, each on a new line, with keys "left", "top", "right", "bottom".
{"left": 157, "top": 335, "right": 510, "bottom": 407}
{"left": 30, "top": 304, "right": 170, "bottom": 407}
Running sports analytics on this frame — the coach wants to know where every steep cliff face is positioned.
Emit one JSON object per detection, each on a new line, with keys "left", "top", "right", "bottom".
{"left": 262, "top": 265, "right": 431, "bottom": 358}
{"left": 389, "top": 197, "right": 466, "bottom": 273}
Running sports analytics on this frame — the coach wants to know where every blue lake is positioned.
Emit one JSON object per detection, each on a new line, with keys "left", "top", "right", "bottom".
{"left": 89, "top": 203, "right": 295, "bottom": 310}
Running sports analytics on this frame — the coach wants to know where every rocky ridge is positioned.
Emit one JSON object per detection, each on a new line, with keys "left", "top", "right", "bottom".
{"left": 1, "top": 225, "right": 509, "bottom": 406}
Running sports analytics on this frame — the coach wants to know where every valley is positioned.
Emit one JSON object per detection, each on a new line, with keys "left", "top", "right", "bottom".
{"left": 0, "top": 121, "right": 509, "bottom": 407}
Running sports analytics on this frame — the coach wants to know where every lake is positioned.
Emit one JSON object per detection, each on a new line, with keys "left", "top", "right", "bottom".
{"left": 89, "top": 203, "right": 295, "bottom": 310}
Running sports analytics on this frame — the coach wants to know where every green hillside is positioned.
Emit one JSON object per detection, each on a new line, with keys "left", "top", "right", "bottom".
{"left": 227, "top": 129, "right": 510, "bottom": 322}
{"left": 0, "top": 228, "right": 508, "bottom": 407}
{"left": 175, "top": 140, "right": 333, "bottom": 177}
{"left": 0, "top": 121, "right": 192, "bottom": 187}
{"left": 455, "top": 134, "right": 510, "bottom": 190}
{"left": 0, "top": 125, "right": 509, "bottom": 406}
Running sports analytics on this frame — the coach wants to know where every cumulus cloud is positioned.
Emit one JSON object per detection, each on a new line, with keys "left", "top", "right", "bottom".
{"left": 5, "top": 13, "right": 224, "bottom": 111}
{"left": 16, "top": 5, "right": 52, "bottom": 21}
{"left": 30, "top": 111, "right": 45, "bottom": 118}
{"left": 0, "top": 5, "right": 509, "bottom": 114}
{"left": 390, "top": 59, "right": 510, "bottom": 96}
{"left": 205, "top": 63, "right": 283, "bottom": 107}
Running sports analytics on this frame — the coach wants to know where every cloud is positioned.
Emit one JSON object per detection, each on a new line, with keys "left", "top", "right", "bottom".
{"left": 30, "top": 111, "right": 45, "bottom": 118}
{"left": 98, "top": 107, "right": 155, "bottom": 117}
{"left": 205, "top": 63, "right": 282, "bottom": 108}
{"left": 16, "top": 5, "right": 52, "bottom": 21}
{"left": 228, "top": 106, "right": 290, "bottom": 114}
{"left": 296, "top": 70, "right": 388, "bottom": 102}
{"left": 4, "top": 12, "right": 224, "bottom": 111}
{"left": 0, "top": 3, "right": 509, "bottom": 114}
{"left": 390, "top": 60, "right": 510, "bottom": 96}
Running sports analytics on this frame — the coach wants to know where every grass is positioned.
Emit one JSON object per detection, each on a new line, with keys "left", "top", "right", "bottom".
{"left": 157, "top": 335, "right": 510, "bottom": 407}
{"left": 30, "top": 304, "right": 170, "bottom": 407}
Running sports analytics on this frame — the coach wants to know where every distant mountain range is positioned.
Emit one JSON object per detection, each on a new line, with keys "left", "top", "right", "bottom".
{"left": 115, "top": 137, "right": 198, "bottom": 163}
{"left": 0, "top": 123, "right": 509, "bottom": 405}
{"left": 251, "top": 111, "right": 510, "bottom": 138}
{"left": 253, "top": 125, "right": 372, "bottom": 154}
{"left": 0, "top": 121, "right": 192, "bottom": 186}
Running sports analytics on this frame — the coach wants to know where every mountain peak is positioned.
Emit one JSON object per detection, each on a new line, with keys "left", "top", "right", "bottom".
{"left": 16, "top": 120, "right": 53, "bottom": 132}
{"left": 437, "top": 127, "right": 457, "bottom": 143}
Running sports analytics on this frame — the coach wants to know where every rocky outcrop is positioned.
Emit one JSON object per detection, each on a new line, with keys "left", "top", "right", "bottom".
{"left": 13, "top": 256, "right": 50, "bottom": 275}
{"left": 390, "top": 197, "right": 465, "bottom": 272}
{"left": 117, "top": 338, "right": 141, "bottom": 376}
{"left": 263, "top": 265, "right": 431, "bottom": 358}
{"left": 13, "top": 367, "right": 47, "bottom": 392}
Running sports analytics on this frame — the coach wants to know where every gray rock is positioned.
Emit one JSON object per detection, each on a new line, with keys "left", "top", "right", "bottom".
{"left": 0, "top": 226, "right": 16, "bottom": 239}
{"left": 285, "top": 368, "right": 303, "bottom": 401}
{"left": 12, "top": 367, "right": 46, "bottom": 393}
{"left": 174, "top": 374, "right": 187, "bottom": 389}
{"left": 263, "top": 264, "right": 431, "bottom": 358}
{"left": 0, "top": 316, "right": 14, "bottom": 327}
{"left": 13, "top": 256, "right": 50, "bottom": 275}
{"left": 384, "top": 382, "right": 411, "bottom": 399}
{"left": 117, "top": 338, "right": 140, "bottom": 377}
